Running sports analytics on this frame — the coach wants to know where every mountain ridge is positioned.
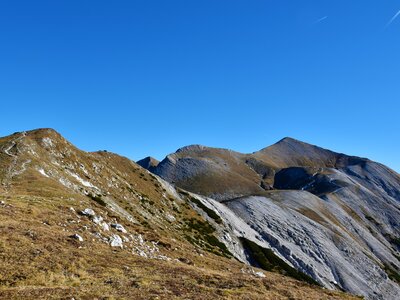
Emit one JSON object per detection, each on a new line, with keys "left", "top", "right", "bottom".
{"left": 140, "top": 135, "right": 400, "bottom": 299}
{"left": 1, "top": 128, "right": 399, "bottom": 299}
{"left": 1, "top": 128, "right": 361, "bottom": 299}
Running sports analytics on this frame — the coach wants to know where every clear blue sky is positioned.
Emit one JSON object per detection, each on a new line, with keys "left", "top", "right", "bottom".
{"left": 0, "top": 1, "right": 399, "bottom": 172}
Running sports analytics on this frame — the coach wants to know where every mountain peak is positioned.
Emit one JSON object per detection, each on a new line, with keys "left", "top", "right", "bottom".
{"left": 176, "top": 144, "right": 208, "bottom": 153}
{"left": 276, "top": 137, "right": 303, "bottom": 144}
{"left": 20, "top": 128, "right": 67, "bottom": 144}
{"left": 272, "top": 137, "right": 322, "bottom": 150}
{"left": 26, "top": 127, "right": 61, "bottom": 136}
{"left": 137, "top": 156, "right": 159, "bottom": 170}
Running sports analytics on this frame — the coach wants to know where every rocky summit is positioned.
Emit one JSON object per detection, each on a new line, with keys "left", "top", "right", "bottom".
{"left": 145, "top": 137, "right": 400, "bottom": 299}
{"left": 0, "top": 128, "right": 398, "bottom": 299}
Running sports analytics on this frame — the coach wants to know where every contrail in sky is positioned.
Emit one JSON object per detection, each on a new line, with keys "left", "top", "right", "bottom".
{"left": 313, "top": 16, "right": 328, "bottom": 24}
{"left": 386, "top": 9, "right": 400, "bottom": 27}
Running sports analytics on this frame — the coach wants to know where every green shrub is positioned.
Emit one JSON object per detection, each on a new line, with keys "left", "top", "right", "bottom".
{"left": 185, "top": 218, "right": 215, "bottom": 234}
{"left": 240, "top": 238, "right": 320, "bottom": 286}
{"left": 178, "top": 189, "right": 190, "bottom": 197}
{"left": 364, "top": 215, "right": 380, "bottom": 226}
{"left": 390, "top": 237, "right": 400, "bottom": 248}
{"left": 384, "top": 264, "right": 400, "bottom": 283}
{"left": 189, "top": 197, "right": 223, "bottom": 224}
{"left": 87, "top": 193, "right": 106, "bottom": 206}
{"left": 183, "top": 218, "right": 232, "bottom": 258}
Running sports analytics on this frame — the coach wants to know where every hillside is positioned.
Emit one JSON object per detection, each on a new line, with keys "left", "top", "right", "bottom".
{"left": 0, "top": 129, "right": 358, "bottom": 299}
{"left": 144, "top": 138, "right": 400, "bottom": 299}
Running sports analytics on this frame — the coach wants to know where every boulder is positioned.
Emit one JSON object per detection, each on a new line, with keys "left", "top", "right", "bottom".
{"left": 70, "top": 234, "right": 83, "bottom": 242}
{"left": 80, "top": 208, "right": 95, "bottom": 217}
{"left": 92, "top": 215, "right": 103, "bottom": 224}
{"left": 109, "top": 234, "right": 123, "bottom": 248}
{"left": 111, "top": 223, "right": 127, "bottom": 233}
{"left": 100, "top": 222, "right": 110, "bottom": 231}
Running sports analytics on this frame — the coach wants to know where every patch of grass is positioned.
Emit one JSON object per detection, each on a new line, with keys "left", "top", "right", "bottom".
{"left": 383, "top": 233, "right": 400, "bottom": 250}
{"left": 364, "top": 215, "right": 380, "bottom": 227}
{"left": 366, "top": 226, "right": 374, "bottom": 234}
{"left": 189, "top": 197, "right": 222, "bottom": 224}
{"left": 384, "top": 264, "right": 400, "bottom": 284}
{"left": 140, "top": 220, "right": 150, "bottom": 228}
{"left": 140, "top": 197, "right": 155, "bottom": 206}
{"left": 183, "top": 218, "right": 232, "bottom": 258}
{"left": 178, "top": 189, "right": 190, "bottom": 197}
{"left": 240, "top": 238, "right": 320, "bottom": 286}
{"left": 172, "top": 206, "right": 181, "bottom": 214}
{"left": 185, "top": 218, "right": 215, "bottom": 235}
{"left": 87, "top": 193, "right": 106, "bottom": 206}
{"left": 390, "top": 237, "right": 400, "bottom": 249}
{"left": 203, "top": 235, "right": 232, "bottom": 258}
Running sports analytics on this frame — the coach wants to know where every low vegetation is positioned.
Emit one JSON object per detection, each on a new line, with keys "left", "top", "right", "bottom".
{"left": 184, "top": 218, "right": 232, "bottom": 258}
{"left": 384, "top": 264, "right": 400, "bottom": 284}
{"left": 0, "top": 129, "right": 362, "bottom": 299}
{"left": 188, "top": 196, "right": 223, "bottom": 224}
{"left": 240, "top": 238, "right": 320, "bottom": 286}
{"left": 87, "top": 193, "right": 107, "bottom": 206}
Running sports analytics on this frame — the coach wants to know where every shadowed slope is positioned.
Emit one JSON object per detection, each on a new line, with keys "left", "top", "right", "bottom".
{"left": 137, "top": 156, "right": 159, "bottom": 172}
{"left": 149, "top": 137, "right": 397, "bottom": 201}
{"left": 151, "top": 145, "right": 266, "bottom": 201}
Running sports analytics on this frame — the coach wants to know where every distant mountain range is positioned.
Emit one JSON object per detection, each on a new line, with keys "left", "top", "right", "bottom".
{"left": 139, "top": 137, "right": 400, "bottom": 299}
{"left": 0, "top": 128, "right": 398, "bottom": 299}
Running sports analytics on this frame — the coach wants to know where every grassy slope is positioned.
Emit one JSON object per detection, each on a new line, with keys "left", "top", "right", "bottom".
{"left": 0, "top": 129, "right": 358, "bottom": 299}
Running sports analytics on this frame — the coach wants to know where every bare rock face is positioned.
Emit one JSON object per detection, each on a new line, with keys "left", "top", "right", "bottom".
{"left": 147, "top": 138, "right": 400, "bottom": 300}
{"left": 0, "top": 128, "right": 366, "bottom": 300}
{"left": 0, "top": 128, "right": 398, "bottom": 299}
{"left": 80, "top": 208, "right": 96, "bottom": 217}
{"left": 109, "top": 234, "right": 123, "bottom": 248}
{"left": 136, "top": 156, "right": 159, "bottom": 172}
{"left": 223, "top": 193, "right": 399, "bottom": 299}
{"left": 151, "top": 146, "right": 265, "bottom": 201}
{"left": 70, "top": 233, "right": 84, "bottom": 242}
{"left": 111, "top": 223, "right": 127, "bottom": 233}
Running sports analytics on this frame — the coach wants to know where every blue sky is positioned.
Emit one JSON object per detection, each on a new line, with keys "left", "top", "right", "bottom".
{"left": 0, "top": 1, "right": 399, "bottom": 172}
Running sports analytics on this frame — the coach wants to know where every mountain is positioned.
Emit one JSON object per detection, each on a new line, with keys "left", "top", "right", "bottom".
{"left": 143, "top": 138, "right": 400, "bottom": 299}
{"left": 0, "top": 129, "right": 357, "bottom": 299}
{"left": 137, "top": 156, "right": 159, "bottom": 172}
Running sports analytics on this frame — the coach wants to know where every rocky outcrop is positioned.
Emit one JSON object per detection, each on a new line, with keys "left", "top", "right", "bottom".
{"left": 147, "top": 138, "right": 400, "bottom": 299}
{"left": 136, "top": 156, "right": 159, "bottom": 172}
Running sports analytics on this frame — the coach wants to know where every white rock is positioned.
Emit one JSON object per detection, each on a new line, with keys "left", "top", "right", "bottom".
{"left": 111, "top": 223, "right": 127, "bottom": 233}
{"left": 165, "top": 213, "right": 176, "bottom": 222}
{"left": 80, "top": 208, "right": 95, "bottom": 217}
{"left": 42, "top": 137, "right": 54, "bottom": 148}
{"left": 70, "top": 234, "right": 83, "bottom": 242}
{"left": 92, "top": 215, "right": 103, "bottom": 224}
{"left": 254, "top": 271, "right": 266, "bottom": 278}
{"left": 109, "top": 234, "right": 123, "bottom": 248}
{"left": 100, "top": 222, "right": 110, "bottom": 231}
{"left": 37, "top": 168, "right": 49, "bottom": 178}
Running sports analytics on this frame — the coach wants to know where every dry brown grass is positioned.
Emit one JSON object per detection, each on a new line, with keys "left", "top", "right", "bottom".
{"left": 0, "top": 129, "right": 360, "bottom": 299}
{"left": 0, "top": 196, "right": 359, "bottom": 299}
